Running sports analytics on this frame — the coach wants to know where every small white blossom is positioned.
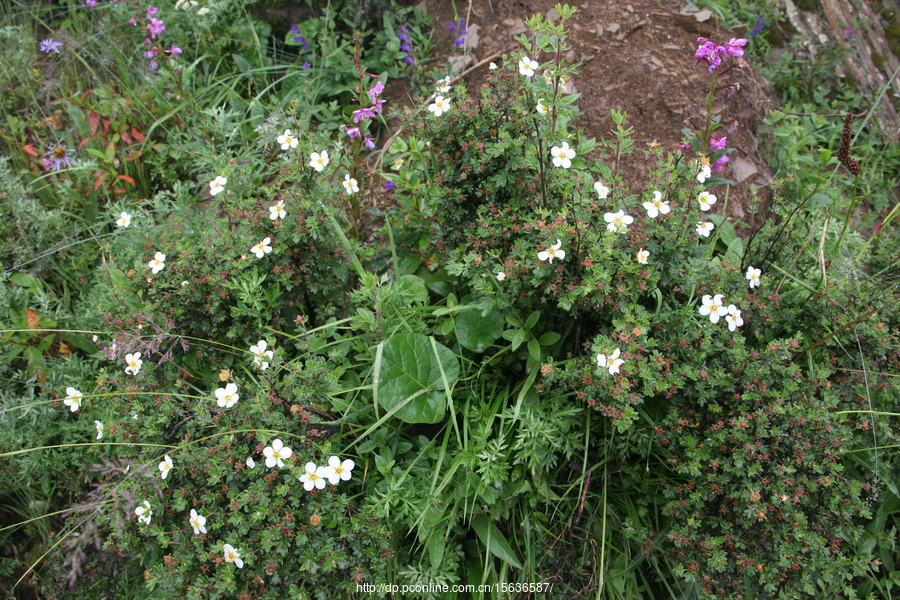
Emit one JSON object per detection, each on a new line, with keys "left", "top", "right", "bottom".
{"left": 550, "top": 142, "right": 576, "bottom": 168}
{"left": 94, "top": 420, "right": 104, "bottom": 440}
{"left": 698, "top": 191, "right": 717, "bottom": 211}
{"left": 263, "top": 439, "right": 292, "bottom": 468}
{"left": 593, "top": 181, "right": 610, "bottom": 199}
{"left": 159, "top": 454, "right": 173, "bottom": 480}
{"left": 189, "top": 509, "right": 207, "bottom": 535}
{"left": 309, "top": 150, "right": 329, "bottom": 172}
{"left": 215, "top": 382, "right": 239, "bottom": 408}
{"left": 209, "top": 176, "right": 227, "bottom": 196}
{"left": 276, "top": 129, "right": 298, "bottom": 150}
{"left": 125, "top": 352, "right": 142, "bottom": 376}
{"left": 518, "top": 56, "right": 539, "bottom": 77}
{"left": 116, "top": 212, "right": 132, "bottom": 227}
{"left": 250, "top": 340, "right": 274, "bottom": 370}
{"left": 135, "top": 500, "right": 152, "bottom": 525}
{"left": 64, "top": 387, "right": 83, "bottom": 412}
{"left": 326, "top": 456, "right": 355, "bottom": 485}
{"left": 642, "top": 191, "right": 670, "bottom": 218}
{"left": 435, "top": 76, "right": 452, "bottom": 93}
{"left": 246, "top": 456, "right": 256, "bottom": 469}
{"left": 496, "top": 272, "right": 506, "bottom": 281}
{"left": 746, "top": 266, "right": 761, "bottom": 289}
{"left": 299, "top": 462, "right": 333, "bottom": 491}
{"left": 489, "top": 62, "right": 498, "bottom": 70}
{"left": 269, "top": 201, "right": 286, "bottom": 220}
{"left": 697, "top": 163, "right": 711, "bottom": 184}
{"left": 342, "top": 174, "right": 359, "bottom": 194}
{"left": 725, "top": 304, "right": 744, "bottom": 332}
{"left": 537, "top": 99, "right": 550, "bottom": 114}
{"left": 223, "top": 544, "right": 243, "bottom": 569}
{"left": 537, "top": 239, "right": 566, "bottom": 264}
{"left": 596, "top": 348, "right": 624, "bottom": 375}
{"left": 196, "top": 6, "right": 209, "bottom": 15}
{"left": 699, "top": 294, "right": 728, "bottom": 324}
{"left": 250, "top": 237, "right": 272, "bottom": 259}
{"left": 148, "top": 252, "right": 166, "bottom": 274}
{"left": 637, "top": 248, "right": 649, "bottom": 264}
{"left": 696, "top": 221, "right": 715, "bottom": 237}
{"left": 428, "top": 95, "right": 451, "bottom": 117}
{"left": 604, "top": 210, "right": 633, "bottom": 234}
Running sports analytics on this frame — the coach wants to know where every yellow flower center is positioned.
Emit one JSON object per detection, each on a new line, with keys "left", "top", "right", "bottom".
{"left": 271, "top": 449, "right": 281, "bottom": 459}
{"left": 53, "top": 146, "right": 66, "bottom": 158}
{"left": 308, "top": 471, "right": 318, "bottom": 481}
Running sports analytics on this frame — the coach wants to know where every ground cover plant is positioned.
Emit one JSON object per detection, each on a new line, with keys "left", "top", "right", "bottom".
{"left": 2, "top": 0, "right": 899, "bottom": 599}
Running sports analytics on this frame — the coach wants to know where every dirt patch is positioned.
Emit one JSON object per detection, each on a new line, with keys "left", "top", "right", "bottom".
{"left": 397, "top": 0, "right": 781, "bottom": 225}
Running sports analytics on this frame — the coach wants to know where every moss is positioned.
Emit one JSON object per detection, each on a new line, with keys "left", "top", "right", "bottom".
{"left": 872, "top": 52, "right": 887, "bottom": 73}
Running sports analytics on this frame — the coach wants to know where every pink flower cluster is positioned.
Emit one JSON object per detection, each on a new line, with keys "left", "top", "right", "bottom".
{"left": 694, "top": 37, "right": 747, "bottom": 73}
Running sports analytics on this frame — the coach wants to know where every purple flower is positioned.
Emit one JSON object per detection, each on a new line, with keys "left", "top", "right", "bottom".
{"left": 403, "top": 55, "right": 415, "bottom": 65}
{"left": 147, "top": 17, "right": 165, "bottom": 39}
{"left": 397, "top": 32, "right": 410, "bottom": 42}
{"left": 42, "top": 143, "right": 75, "bottom": 170}
{"left": 40, "top": 38, "right": 64, "bottom": 54}
{"left": 724, "top": 38, "right": 747, "bottom": 57}
{"left": 843, "top": 25, "right": 854, "bottom": 39}
{"left": 144, "top": 49, "right": 158, "bottom": 59}
{"left": 303, "top": 61, "right": 310, "bottom": 69}
{"left": 709, "top": 136, "right": 727, "bottom": 150}
{"left": 146, "top": 5, "right": 157, "bottom": 16}
{"left": 352, "top": 107, "right": 376, "bottom": 123}
{"left": 400, "top": 43, "right": 411, "bottom": 52}
{"left": 363, "top": 136, "right": 375, "bottom": 150}
{"left": 695, "top": 39, "right": 725, "bottom": 72}
{"left": 384, "top": 181, "right": 395, "bottom": 190}
{"left": 149, "top": 60, "right": 158, "bottom": 71}
{"left": 86, "top": 0, "right": 96, "bottom": 8}
{"left": 345, "top": 126, "right": 361, "bottom": 138}
{"left": 750, "top": 16, "right": 765, "bottom": 37}
{"left": 713, "top": 154, "right": 729, "bottom": 172}
{"left": 168, "top": 44, "right": 182, "bottom": 58}
{"left": 129, "top": 16, "right": 136, "bottom": 24}
{"left": 368, "top": 81, "right": 385, "bottom": 100}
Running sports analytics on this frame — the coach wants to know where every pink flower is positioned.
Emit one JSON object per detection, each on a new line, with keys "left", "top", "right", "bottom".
{"left": 352, "top": 107, "right": 376, "bottom": 123}
{"left": 695, "top": 39, "right": 726, "bottom": 72}
{"left": 363, "top": 136, "right": 375, "bottom": 150}
{"left": 168, "top": 44, "right": 182, "bottom": 58}
{"left": 709, "top": 136, "right": 727, "bottom": 150}
{"left": 344, "top": 126, "right": 361, "bottom": 138}
{"left": 724, "top": 38, "right": 747, "bottom": 57}
{"left": 147, "top": 17, "right": 165, "bottom": 39}
{"left": 368, "top": 81, "right": 385, "bottom": 100}
{"left": 713, "top": 154, "right": 730, "bottom": 172}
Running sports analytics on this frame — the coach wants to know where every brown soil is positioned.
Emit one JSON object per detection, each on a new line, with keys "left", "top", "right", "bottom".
{"left": 392, "top": 0, "right": 781, "bottom": 223}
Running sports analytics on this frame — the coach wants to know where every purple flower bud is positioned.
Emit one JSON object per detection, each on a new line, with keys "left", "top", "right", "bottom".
{"left": 403, "top": 55, "right": 415, "bottom": 65}
{"left": 400, "top": 43, "right": 411, "bottom": 52}
{"left": 384, "top": 181, "right": 395, "bottom": 190}
{"left": 303, "top": 61, "right": 310, "bottom": 69}
{"left": 364, "top": 136, "right": 375, "bottom": 150}
{"left": 397, "top": 32, "right": 409, "bottom": 42}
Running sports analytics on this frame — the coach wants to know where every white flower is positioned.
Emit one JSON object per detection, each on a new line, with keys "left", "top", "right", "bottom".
{"left": 550, "top": 142, "right": 576, "bottom": 168}
{"left": 699, "top": 294, "right": 728, "bottom": 324}
{"left": 642, "top": 191, "right": 670, "bottom": 218}
{"left": 496, "top": 272, "right": 506, "bottom": 281}
{"left": 215, "top": 382, "right": 239, "bottom": 408}
{"left": 637, "top": 248, "right": 649, "bottom": 264}
{"left": 604, "top": 210, "right": 633, "bottom": 233}
{"left": 116, "top": 212, "right": 132, "bottom": 227}
{"left": 596, "top": 348, "right": 624, "bottom": 375}
{"left": 537, "top": 239, "right": 566, "bottom": 264}
{"left": 223, "top": 544, "right": 243, "bottom": 569}
{"left": 269, "top": 201, "right": 286, "bottom": 220}
{"left": 181, "top": 280, "right": 188, "bottom": 288}
{"left": 518, "top": 56, "right": 539, "bottom": 76}
{"left": 698, "top": 191, "right": 717, "bottom": 211}
{"left": 196, "top": 6, "right": 209, "bottom": 15}
{"left": 92, "top": 335, "right": 99, "bottom": 342}
{"left": 746, "top": 266, "right": 761, "bottom": 289}
{"left": 428, "top": 95, "right": 451, "bottom": 117}
{"left": 593, "top": 181, "right": 610, "bottom": 199}
{"left": 189, "top": 509, "right": 207, "bottom": 535}
{"left": 537, "top": 99, "right": 550, "bottom": 114}
{"left": 209, "top": 176, "right": 227, "bottom": 196}
{"left": 148, "top": 252, "right": 166, "bottom": 274}
{"left": 725, "top": 305, "right": 744, "bottom": 332}
{"left": 696, "top": 221, "right": 714, "bottom": 237}
{"left": 125, "top": 352, "right": 143, "bottom": 376}
{"left": 263, "top": 439, "right": 292, "bottom": 468}
{"left": 250, "top": 237, "right": 272, "bottom": 258}
{"left": 246, "top": 456, "right": 256, "bottom": 469}
{"left": 697, "top": 163, "right": 712, "bottom": 184}
{"left": 64, "top": 387, "right": 83, "bottom": 412}
{"left": 298, "top": 462, "right": 332, "bottom": 491}
{"left": 159, "top": 454, "right": 173, "bottom": 480}
{"left": 435, "top": 76, "right": 452, "bottom": 93}
{"left": 342, "top": 174, "right": 359, "bottom": 194}
{"left": 489, "top": 62, "right": 498, "bottom": 70}
{"left": 94, "top": 420, "right": 104, "bottom": 440}
{"left": 325, "top": 456, "right": 355, "bottom": 485}
{"left": 276, "top": 129, "right": 298, "bottom": 150}
{"left": 250, "top": 340, "right": 274, "bottom": 371}
{"left": 309, "top": 151, "right": 329, "bottom": 172}
{"left": 135, "top": 500, "right": 152, "bottom": 525}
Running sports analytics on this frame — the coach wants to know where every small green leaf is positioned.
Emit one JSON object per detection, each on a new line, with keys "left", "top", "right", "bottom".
{"left": 525, "top": 310, "right": 541, "bottom": 330}
{"left": 538, "top": 331, "right": 560, "bottom": 346}
{"left": 471, "top": 514, "right": 523, "bottom": 569}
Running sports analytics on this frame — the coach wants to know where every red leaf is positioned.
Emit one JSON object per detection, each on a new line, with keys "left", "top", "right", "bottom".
{"left": 124, "top": 151, "right": 143, "bottom": 162}
{"left": 27, "top": 309, "right": 40, "bottom": 329}
{"left": 22, "top": 144, "right": 37, "bottom": 157}
{"left": 115, "top": 174, "right": 136, "bottom": 186}
{"left": 120, "top": 130, "right": 132, "bottom": 145}
{"left": 88, "top": 111, "right": 100, "bottom": 136}
{"left": 131, "top": 127, "right": 145, "bottom": 143}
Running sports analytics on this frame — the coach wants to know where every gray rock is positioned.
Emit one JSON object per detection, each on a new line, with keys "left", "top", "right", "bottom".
{"left": 465, "top": 23, "right": 480, "bottom": 49}
{"left": 695, "top": 9, "right": 713, "bottom": 22}
{"left": 607, "top": 23, "right": 621, "bottom": 33}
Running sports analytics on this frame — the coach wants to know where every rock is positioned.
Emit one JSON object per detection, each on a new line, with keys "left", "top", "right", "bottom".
{"left": 507, "top": 18, "right": 528, "bottom": 36}
{"left": 732, "top": 157, "right": 759, "bottom": 184}
{"left": 625, "top": 4, "right": 634, "bottom": 12}
{"left": 694, "top": 9, "right": 713, "bottom": 22}
{"left": 662, "top": 44, "right": 682, "bottom": 50}
{"left": 448, "top": 54, "right": 474, "bottom": 73}
{"left": 681, "top": 3, "right": 700, "bottom": 13}
{"left": 465, "top": 23, "right": 480, "bottom": 49}
{"left": 546, "top": 7, "right": 559, "bottom": 22}
{"left": 415, "top": 0, "right": 427, "bottom": 15}
{"left": 607, "top": 23, "right": 621, "bottom": 33}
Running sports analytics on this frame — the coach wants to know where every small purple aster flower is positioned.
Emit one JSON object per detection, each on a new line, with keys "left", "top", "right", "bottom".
{"left": 43, "top": 143, "right": 75, "bottom": 170}
{"left": 303, "top": 61, "right": 310, "bottom": 69}
{"left": 40, "top": 38, "right": 64, "bottom": 54}
{"left": 403, "top": 55, "right": 415, "bottom": 65}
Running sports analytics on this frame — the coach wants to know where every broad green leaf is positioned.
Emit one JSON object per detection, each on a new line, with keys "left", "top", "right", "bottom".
{"left": 375, "top": 333, "right": 459, "bottom": 423}
{"left": 538, "top": 331, "right": 560, "bottom": 346}
{"left": 455, "top": 308, "right": 504, "bottom": 352}
{"left": 525, "top": 310, "right": 541, "bottom": 330}
{"left": 393, "top": 274, "right": 428, "bottom": 305}
{"left": 471, "top": 514, "right": 523, "bottom": 569}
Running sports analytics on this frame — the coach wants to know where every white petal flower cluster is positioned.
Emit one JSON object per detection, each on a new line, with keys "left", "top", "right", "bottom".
{"left": 309, "top": 150, "right": 329, "bottom": 172}
{"left": 604, "top": 210, "right": 633, "bottom": 234}
{"left": 223, "top": 544, "right": 243, "bottom": 568}
{"left": 642, "top": 191, "right": 670, "bottom": 219}
{"left": 593, "top": 181, "right": 610, "bottom": 199}
{"left": 189, "top": 509, "right": 207, "bottom": 535}
{"left": 135, "top": 500, "right": 152, "bottom": 525}
{"left": 746, "top": 266, "right": 762, "bottom": 289}
{"left": 125, "top": 352, "right": 142, "bottom": 375}
{"left": 698, "top": 191, "right": 717, "bottom": 211}
{"left": 159, "top": 454, "right": 173, "bottom": 479}
{"left": 342, "top": 174, "right": 359, "bottom": 194}
{"left": 116, "top": 212, "right": 132, "bottom": 227}
{"left": 428, "top": 96, "right": 451, "bottom": 117}
{"left": 537, "top": 239, "right": 565, "bottom": 264}
{"left": 550, "top": 142, "right": 576, "bottom": 168}
{"left": 298, "top": 456, "right": 355, "bottom": 491}
{"left": 64, "top": 387, "right": 83, "bottom": 412}
{"left": 269, "top": 201, "right": 286, "bottom": 221}
{"left": 148, "top": 252, "right": 166, "bottom": 274}
{"left": 518, "top": 57, "right": 539, "bottom": 76}
{"left": 637, "top": 248, "right": 649, "bottom": 264}
{"left": 696, "top": 221, "right": 715, "bottom": 237}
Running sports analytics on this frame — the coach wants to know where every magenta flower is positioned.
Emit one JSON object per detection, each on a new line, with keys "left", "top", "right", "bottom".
{"left": 168, "top": 44, "right": 182, "bottom": 58}
{"left": 709, "top": 137, "right": 727, "bottom": 150}
{"left": 147, "top": 16, "right": 165, "bottom": 39}
{"left": 695, "top": 39, "right": 725, "bottom": 73}
{"left": 352, "top": 107, "right": 376, "bottom": 123}
{"left": 40, "top": 38, "right": 64, "bottom": 54}
{"left": 85, "top": 0, "right": 96, "bottom": 8}
{"left": 149, "top": 60, "right": 158, "bottom": 71}
{"left": 146, "top": 5, "right": 158, "bottom": 16}
{"left": 345, "top": 126, "right": 361, "bottom": 138}
{"left": 368, "top": 81, "right": 385, "bottom": 100}
{"left": 363, "top": 136, "right": 375, "bottom": 150}
{"left": 713, "top": 154, "right": 730, "bottom": 172}
{"left": 724, "top": 38, "right": 747, "bottom": 57}
{"left": 144, "top": 49, "right": 157, "bottom": 59}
